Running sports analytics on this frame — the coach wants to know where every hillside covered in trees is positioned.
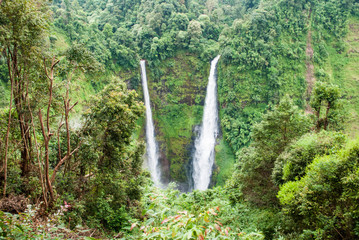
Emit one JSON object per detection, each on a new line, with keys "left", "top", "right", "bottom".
{"left": 0, "top": 0, "right": 359, "bottom": 239}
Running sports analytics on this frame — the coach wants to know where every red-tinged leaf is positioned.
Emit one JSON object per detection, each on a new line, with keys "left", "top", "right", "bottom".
{"left": 209, "top": 208, "right": 218, "bottom": 215}
{"left": 198, "top": 234, "right": 205, "bottom": 240}
{"left": 225, "top": 228, "right": 229, "bottom": 236}
{"left": 201, "top": 226, "right": 207, "bottom": 229}
{"left": 140, "top": 226, "right": 145, "bottom": 231}
{"left": 161, "top": 218, "right": 170, "bottom": 224}
{"left": 130, "top": 223, "right": 137, "bottom": 231}
{"left": 216, "top": 206, "right": 220, "bottom": 212}
{"left": 214, "top": 224, "right": 221, "bottom": 231}
{"left": 238, "top": 232, "right": 244, "bottom": 236}
{"left": 205, "top": 229, "right": 209, "bottom": 236}
{"left": 175, "top": 215, "right": 182, "bottom": 220}
{"left": 215, "top": 220, "right": 223, "bottom": 226}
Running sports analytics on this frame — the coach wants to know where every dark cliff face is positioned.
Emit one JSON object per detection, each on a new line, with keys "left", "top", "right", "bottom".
{"left": 146, "top": 53, "right": 209, "bottom": 188}
{"left": 139, "top": 53, "right": 237, "bottom": 190}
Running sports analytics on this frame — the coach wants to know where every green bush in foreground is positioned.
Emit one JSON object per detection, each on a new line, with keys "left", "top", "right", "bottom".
{"left": 278, "top": 138, "right": 359, "bottom": 239}
{"left": 272, "top": 131, "right": 347, "bottom": 186}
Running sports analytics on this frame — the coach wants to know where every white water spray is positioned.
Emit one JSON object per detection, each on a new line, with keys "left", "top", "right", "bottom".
{"left": 140, "top": 60, "right": 161, "bottom": 185}
{"left": 192, "top": 55, "right": 221, "bottom": 190}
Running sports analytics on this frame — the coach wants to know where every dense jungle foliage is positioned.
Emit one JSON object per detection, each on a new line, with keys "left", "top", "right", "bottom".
{"left": 0, "top": 0, "right": 359, "bottom": 239}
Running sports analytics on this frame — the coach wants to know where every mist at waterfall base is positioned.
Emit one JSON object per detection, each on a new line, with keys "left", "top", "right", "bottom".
{"left": 191, "top": 55, "right": 221, "bottom": 191}
{"left": 140, "top": 60, "right": 162, "bottom": 186}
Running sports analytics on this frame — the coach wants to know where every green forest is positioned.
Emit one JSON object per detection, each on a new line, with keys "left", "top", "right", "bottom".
{"left": 0, "top": 0, "right": 359, "bottom": 239}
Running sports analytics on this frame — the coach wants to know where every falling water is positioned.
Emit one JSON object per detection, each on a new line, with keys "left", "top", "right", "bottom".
{"left": 140, "top": 60, "right": 161, "bottom": 186}
{"left": 192, "top": 55, "right": 221, "bottom": 190}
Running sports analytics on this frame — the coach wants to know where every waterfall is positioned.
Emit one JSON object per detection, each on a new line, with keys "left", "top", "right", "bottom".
{"left": 140, "top": 60, "right": 161, "bottom": 186}
{"left": 192, "top": 55, "right": 221, "bottom": 190}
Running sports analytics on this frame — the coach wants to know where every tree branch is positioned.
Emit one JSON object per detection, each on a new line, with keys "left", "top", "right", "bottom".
{"left": 29, "top": 105, "right": 48, "bottom": 208}
{"left": 50, "top": 143, "right": 81, "bottom": 184}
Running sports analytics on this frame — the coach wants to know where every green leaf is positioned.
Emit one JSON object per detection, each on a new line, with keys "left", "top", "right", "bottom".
{"left": 15, "top": 224, "right": 24, "bottom": 233}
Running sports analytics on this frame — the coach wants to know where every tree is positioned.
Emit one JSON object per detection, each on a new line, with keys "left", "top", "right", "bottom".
{"left": 227, "top": 95, "right": 311, "bottom": 206}
{"left": 169, "top": 13, "right": 189, "bottom": 31}
{"left": 0, "top": 0, "right": 50, "bottom": 179}
{"left": 205, "top": 0, "right": 218, "bottom": 14}
{"left": 103, "top": 23, "right": 114, "bottom": 39}
{"left": 148, "top": 12, "right": 163, "bottom": 35}
{"left": 278, "top": 139, "right": 359, "bottom": 239}
{"left": 27, "top": 44, "right": 100, "bottom": 206}
{"left": 310, "top": 81, "right": 340, "bottom": 131}
{"left": 252, "top": 95, "right": 311, "bottom": 157}
{"left": 272, "top": 131, "right": 346, "bottom": 186}
{"left": 199, "top": 14, "right": 220, "bottom": 40}
{"left": 84, "top": 79, "right": 144, "bottom": 171}
{"left": 188, "top": 20, "right": 202, "bottom": 40}
{"left": 187, "top": 20, "right": 202, "bottom": 51}
{"left": 81, "top": 78, "right": 145, "bottom": 230}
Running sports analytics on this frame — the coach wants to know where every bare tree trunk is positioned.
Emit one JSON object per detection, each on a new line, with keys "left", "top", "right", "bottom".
{"left": 38, "top": 109, "right": 54, "bottom": 201}
{"left": 18, "top": 114, "right": 31, "bottom": 177}
{"left": 324, "top": 102, "right": 331, "bottom": 130}
{"left": 3, "top": 50, "right": 14, "bottom": 197}
{"left": 57, "top": 117, "right": 64, "bottom": 162}
{"left": 63, "top": 74, "right": 77, "bottom": 173}
{"left": 38, "top": 57, "right": 59, "bottom": 202}
{"left": 38, "top": 57, "right": 81, "bottom": 203}
{"left": 29, "top": 107, "right": 48, "bottom": 208}
{"left": 9, "top": 45, "right": 32, "bottom": 178}
{"left": 50, "top": 76, "right": 79, "bottom": 183}
{"left": 315, "top": 106, "right": 321, "bottom": 131}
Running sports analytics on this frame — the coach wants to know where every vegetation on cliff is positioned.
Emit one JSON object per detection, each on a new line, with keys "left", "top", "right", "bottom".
{"left": 0, "top": 0, "right": 359, "bottom": 239}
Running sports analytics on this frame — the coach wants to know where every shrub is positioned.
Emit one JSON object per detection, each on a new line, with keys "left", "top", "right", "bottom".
{"left": 278, "top": 139, "right": 359, "bottom": 239}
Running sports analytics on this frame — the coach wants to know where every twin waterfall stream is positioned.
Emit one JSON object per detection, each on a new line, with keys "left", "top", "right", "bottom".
{"left": 140, "top": 56, "right": 221, "bottom": 190}
{"left": 192, "top": 55, "right": 221, "bottom": 190}
{"left": 140, "top": 60, "right": 161, "bottom": 186}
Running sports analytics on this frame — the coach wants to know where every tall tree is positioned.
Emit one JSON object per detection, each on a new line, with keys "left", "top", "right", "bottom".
{"left": 252, "top": 95, "right": 312, "bottom": 157}
{"left": 82, "top": 79, "right": 145, "bottom": 230}
{"left": 37, "top": 44, "right": 100, "bottom": 204}
{"left": 310, "top": 81, "right": 340, "bottom": 131}
{"left": 228, "top": 95, "right": 312, "bottom": 205}
{"left": 0, "top": 0, "right": 50, "bottom": 179}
